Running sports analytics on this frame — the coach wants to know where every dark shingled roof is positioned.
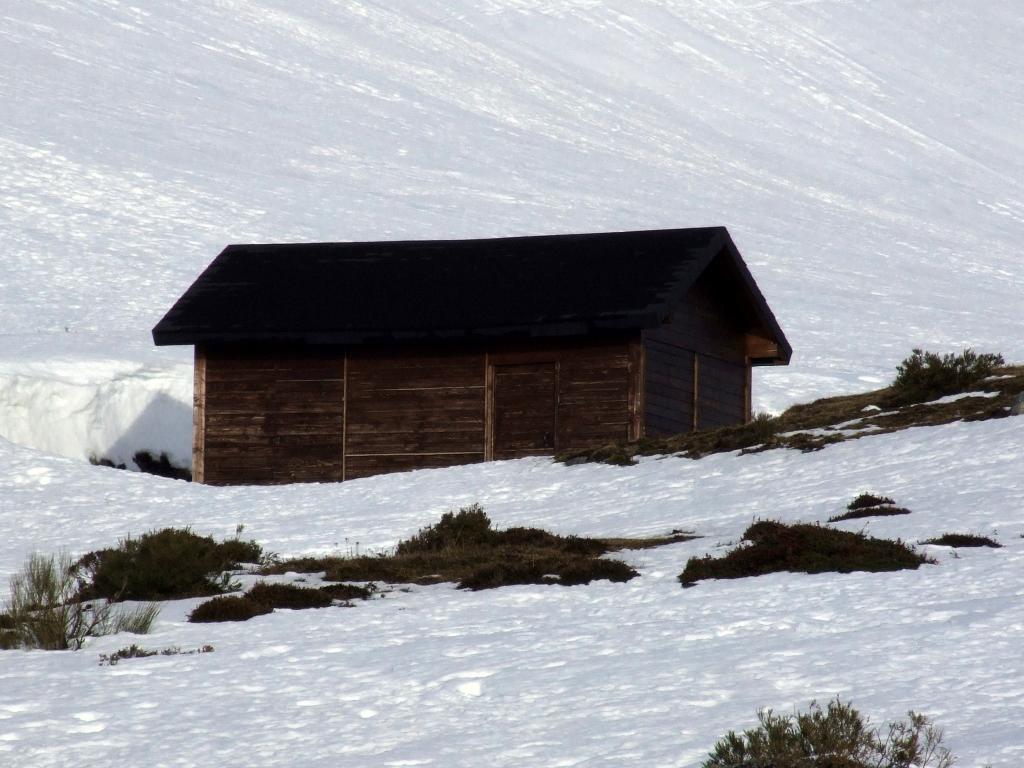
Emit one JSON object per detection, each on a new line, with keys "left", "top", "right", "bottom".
{"left": 152, "top": 226, "right": 790, "bottom": 362}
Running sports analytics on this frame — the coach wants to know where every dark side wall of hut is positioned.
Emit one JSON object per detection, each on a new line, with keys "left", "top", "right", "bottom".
{"left": 641, "top": 262, "right": 752, "bottom": 437}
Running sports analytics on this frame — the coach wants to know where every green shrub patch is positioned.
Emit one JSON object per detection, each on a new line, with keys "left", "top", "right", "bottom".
{"left": 828, "top": 493, "right": 911, "bottom": 522}
{"left": 891, "top": 347, "right": 1004, "bottom": 405}
{"left": 922, "top": 533, "right": 1001, "bottom": 548}
{"left": 246, "top": 582, "right": 333, "bottom": 610}
{"left": 702, "top": 699, "right": 954, "bottom": 768}
{"left": 829, "top": 505, "right": 911, "bottom": 522}
{"left": 216, "top": 537, "right": 264, "bottom": 566}
{"left": 679, "top": 521, "right": 931, "bottom": 586}
{"left": 847, "top": 493, "right": 896, "bottom": 510}
{"left": 458, "top": 553, "right": 637, "bottom": 590}
{"left": 265, "top": 506, "right": 693, "bottom": 591}
{"left": 188, "top": 595, "right": 272, "bottom": 623}
{"left": 79, "top": 527, "right": 263, "bottom": 601}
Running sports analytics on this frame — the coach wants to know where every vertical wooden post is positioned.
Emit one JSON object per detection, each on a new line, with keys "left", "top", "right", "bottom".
{"left": 744, "top": 359, "right": 753, "bottom": 422}
{"left": 627, "top": 339, "right": 644, "bottom": 441}
{"left": 341, "top": 350, "right": 348, "bottom": 482}
{"left": 192, "top": 345, "right": 207, "bottom": 484}
{"left": 483, "top": 351, "right": 494, "bottom": 461}
{"left": 691, "top": 354, "right": 700, "bottom": 432}
{"left": 552, "top": 359, "right": 561, "bottom": 452}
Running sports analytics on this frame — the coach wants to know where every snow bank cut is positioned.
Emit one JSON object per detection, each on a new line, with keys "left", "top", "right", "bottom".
{"left": 0, "top": 360, "right": 192, "bottom": 469}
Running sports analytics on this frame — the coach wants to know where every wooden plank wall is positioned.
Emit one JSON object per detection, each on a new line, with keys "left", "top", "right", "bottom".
{"left": 642, "top": 262, "right": 750, "bottom": 435}
{"left": 202, "top": 346, "right": 345, "bottom": 485}
{"left": 199, "top": 337, "right": 638, "bottom": 484}
{"left": 697, "top": 355, "right": 746, "bottom": 429}
{"left": 490, "top": 362, "right": 558, "bottom": 459}
{"left": 642, "top": 340, "right": 694, "bottom": 437}
{"left": 344, "top": 348, "right": 485, "bottom": 480}
{"left": 554, "top": 341, "right": 635, "bottom": 451}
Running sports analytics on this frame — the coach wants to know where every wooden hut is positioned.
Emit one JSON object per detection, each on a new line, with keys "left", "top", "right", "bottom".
{"left": 153, "top": 227, "right": 791, "bottom": 485}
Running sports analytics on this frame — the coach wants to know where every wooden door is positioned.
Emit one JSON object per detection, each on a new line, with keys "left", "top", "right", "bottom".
{"left": 491, "top": 362, "right": 558, "bottom": 459}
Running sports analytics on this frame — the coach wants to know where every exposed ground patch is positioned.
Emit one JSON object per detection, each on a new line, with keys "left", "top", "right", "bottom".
{"left": 828, "top": 493, "right": 912, "bottom": 522}
{"left": 679, "top": 521, "right": 932, "bottom": 586}
{"left": 921, "top": 533, "right": 1001, "bottom": 548}
{"left": 264, "top": 505, "right": 696, "bottom": 590}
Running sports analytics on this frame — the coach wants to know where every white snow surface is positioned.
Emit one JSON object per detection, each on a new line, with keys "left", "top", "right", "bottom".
{"left": 3, "top": 1, "right": 1024, "bottom": 765}
{"left": 1, "top": 420, "right": 1023, "bottom": 766}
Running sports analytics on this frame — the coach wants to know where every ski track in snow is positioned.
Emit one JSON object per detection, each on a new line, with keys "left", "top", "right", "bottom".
{"left": 2, "top": 1, "right": 1024, "bottom": 765}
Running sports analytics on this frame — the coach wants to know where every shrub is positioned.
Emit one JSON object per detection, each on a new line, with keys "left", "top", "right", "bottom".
{"left": 319, "top": 583, "right": 376, "bottom": 601}
{"left": 829, "top": 507, "right": 911, "bottom": 522}
{"left": 2, "top": 553, "right": 158, "bottom": 650}
{"left": 247, "top": 582, "right": 333, "bottom": 610}
{"left": 132, "top": 450, "right": 192, "bottom": 481}
{"left": 891, "top": 347, "right": 1004, "bottom": 405}
{"left": 217, "top": 537, "right": 265, "bottom": 566}
{"left": 265, "top": 506, "right": 684, "bottom": 590}
{"left": 79, "top": 527, "right": 262, "bottom": 601}
{"left": 396, "top": 505, "right": 495, "bottom": 553}
{"left": 702, "top": 699, "right": 953, "bottom": 768}
{"left": 459, "top": 553, "right": 636, "bottom": 590}
{"left": 679, "top": 521, "right": 931, "bottom": 586}
{"left": 922, "top": 533, "right": 1001, "bottom": 548}
{"left": 828, "top": 493, "right": 911, "bottom": 522}
{"left": 848, "top": 493, "right": 896, "bottom": 511}
{"left": 188, "top": 595, "right": 272, "bottom": 623}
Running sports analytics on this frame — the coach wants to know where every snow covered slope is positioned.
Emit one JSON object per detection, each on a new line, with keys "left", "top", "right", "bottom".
{"left": 1, "top": 418, "right": 1022, "bottom": 766}
{"left": 2, "top": 3, "right": 1023, "bottom": 765}
{"left": 2, "top": 0, "right": 1024, "bottom": 460}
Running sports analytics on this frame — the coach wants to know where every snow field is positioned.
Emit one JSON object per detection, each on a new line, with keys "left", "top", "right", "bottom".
{"left": 3, "top": 0, "right": 1024, "bottom": 764}
{"left": 1, "top": 416, "right": 1022, "bottom": 766}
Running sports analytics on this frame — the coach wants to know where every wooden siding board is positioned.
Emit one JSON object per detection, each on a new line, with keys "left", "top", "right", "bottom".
{"left": 640, "top": 338, "right": 693, "bottom": 437}
{"left": 554, "top": 339, "right": 632, "bottom": 451}
{"left": 201, "top": 336, "right": 639, "bottom": 484}
{"left": 491, "top": 362, "right": 557, "bottom": 459}
{"left": 201, "top": 346, "right": 345, "bottom": 485}
{"left": 697, "top": 354, "right": 746, "bottom": 429}
{"left": 642, "top": 265, "right": 752, "bottom": 435}
{"left": 344, "top": 349, "right": 486, "bottom": 467}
